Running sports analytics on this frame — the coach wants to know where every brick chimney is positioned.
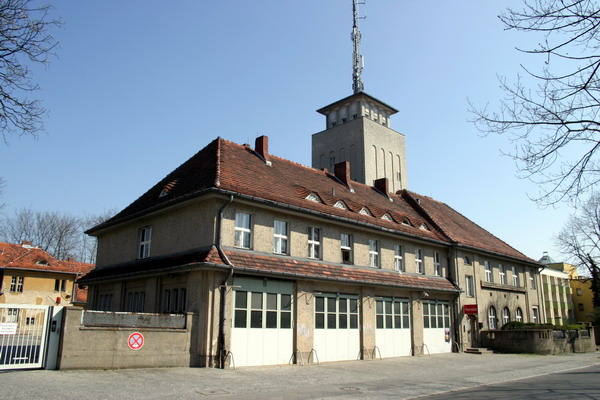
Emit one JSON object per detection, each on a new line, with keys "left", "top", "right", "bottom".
{"left": 334, "top": 161, "right": 353, "bottom": 190}
{"left": 374, "top": 178, "right": 389, "bottom": 195}
{"left": 255, "top": 135, "right": 271, "bottom": 163}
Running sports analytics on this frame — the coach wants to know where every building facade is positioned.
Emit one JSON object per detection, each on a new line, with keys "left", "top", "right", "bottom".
{"left": 0, "top": 241, "right": 94, "bottom": 308}
{"left": 81, "top": 125, "right": 542, "bottom": 367}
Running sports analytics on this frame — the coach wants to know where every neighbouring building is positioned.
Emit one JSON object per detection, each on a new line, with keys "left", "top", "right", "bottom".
{"left": 538, "top": 253, "right": 575, "bottom": 325}
{"left": 80, "top": 102, "right": 542, "bottom": 368}
{"left": 0, "top": 241, "right": 94, "bottom": 308}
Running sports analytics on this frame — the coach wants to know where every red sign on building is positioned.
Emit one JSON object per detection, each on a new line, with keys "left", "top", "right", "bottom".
{"left": 127, "top": 332, "right": 144, "bottom": 351}
{"left": 464, "top": 304, "right": 478, "bottom": 314}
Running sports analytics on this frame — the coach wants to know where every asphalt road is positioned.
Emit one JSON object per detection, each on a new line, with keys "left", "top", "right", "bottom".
{"left": 424, "top": 364, "right": 600, "bottom": 399}
{"left": 0, "top": 352, "right": 599, "bottom": 399}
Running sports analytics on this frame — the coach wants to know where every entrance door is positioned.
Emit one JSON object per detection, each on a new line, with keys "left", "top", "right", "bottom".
{"left": 0, "top": 305, "right": 50, "bottom": 370}
{"left": 231, "top": 277, "right": 294, "bottom": 367}
{"left": 469, "top": 316, "right": 478, "bottom": 347}
{"left": 313, "top": 293, "right": 360, "bottom": 362}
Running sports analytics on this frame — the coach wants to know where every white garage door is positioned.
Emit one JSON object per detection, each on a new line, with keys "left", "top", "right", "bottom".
{"left": 375, "top": 297, "right": 412, "bottom": 358}
{"left": 422, "top": 300, "right": 452, "bottom": 354}
{"left": 313, "top": 293, "right": 360, "bottom": 362}
{"left": 231, "top": 277, "right": 293, "bottom": 367}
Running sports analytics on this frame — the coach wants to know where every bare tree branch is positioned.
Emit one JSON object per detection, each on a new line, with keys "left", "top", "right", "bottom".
{"left": 0, "top": 0, "right": 61, "bottom": 143}
{"left": 470, "top": 0, "right": 600, "bottom": 206}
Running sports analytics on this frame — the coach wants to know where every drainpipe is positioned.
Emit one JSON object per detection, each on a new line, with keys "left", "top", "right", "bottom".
{"left": 216, "top": 195, "right": 234, "bottom": 368}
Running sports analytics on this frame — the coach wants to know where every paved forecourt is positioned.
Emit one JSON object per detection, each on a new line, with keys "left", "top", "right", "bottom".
{"left": 0, "top": 352, "right": 599, "bottom": 400}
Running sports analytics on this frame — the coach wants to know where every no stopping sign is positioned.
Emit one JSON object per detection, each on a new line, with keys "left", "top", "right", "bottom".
{"left": 127, "top": 332, "right": 144, "bottom": 350}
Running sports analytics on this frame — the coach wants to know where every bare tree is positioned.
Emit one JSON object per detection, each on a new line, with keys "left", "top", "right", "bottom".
{"left": 0, "top": 177, "right": 5, "bottom": 209}
{"left": 556, "top": 193, "right": 600, "bottom": 311}
{"left": 77, "top": 210, "right": 116, "bottom": 264}
{"left": 471, "top": 0, "right": 600, "bottom": 206}
{"left": 0, "top": 207, "right": 81, "bottom": 260}
{"left": 0, "top": 0, "right": 61, "bottom": 143}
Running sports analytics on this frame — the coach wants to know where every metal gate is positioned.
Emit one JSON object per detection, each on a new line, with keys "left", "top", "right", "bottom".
{"left": 0, "top": 305, "right": 51, "bottom": 370}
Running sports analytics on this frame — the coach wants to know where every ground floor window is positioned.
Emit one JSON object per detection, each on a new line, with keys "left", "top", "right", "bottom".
{"left": 6, "top": 308, "right": 19, "bottom": 323}
{"left": 488, "top": 306, "right": 497, "bottom": 329}
{"left": 234, "top": 290, "right": 292, "bottom": 329}
{"left": 315, "top": 294, "right": 359, "bottom": 329}
{"left": 516, "top": 307, "right": 523, "bottom": 322}
{"left": 162, "top": 288, "right": 187, "bottom": 313}
{"left": 423, "top": 300, "right": 450, "bottom": 328}
{"left": 126, "top": 291, "right": 145, "bottom": 312}
{"left": 376, "top": 298, "right": 410, "bottom": 329}
{"left": 97, "top": 293, "right": 113, "bottom": 311}
{"left": 502, "top": 307, "right": 511, "bottom": 325}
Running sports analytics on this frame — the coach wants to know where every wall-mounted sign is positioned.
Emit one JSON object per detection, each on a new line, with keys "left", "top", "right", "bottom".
{"left": 0, "top": 323, "right": 18, "bottom": 335}
{"left": 127, "top": 332, "right": 144, "bottom": 351}
{"left": 464, "top": 304, "right": 478, "bottom": 314}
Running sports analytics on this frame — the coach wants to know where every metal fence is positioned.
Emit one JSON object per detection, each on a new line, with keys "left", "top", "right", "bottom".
{"left": 0, "top": 305, "right": 50, "bottom": 370}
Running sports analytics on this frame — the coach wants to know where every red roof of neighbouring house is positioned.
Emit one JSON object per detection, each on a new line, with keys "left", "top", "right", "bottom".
{"left": 87, "top": 137, "right": 536, "bottom": 265}
{"left": 0, "top": 241, "right": 95, "bottom": 302}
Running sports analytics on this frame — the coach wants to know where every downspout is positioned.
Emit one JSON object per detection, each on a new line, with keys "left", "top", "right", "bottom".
{"left": 537, "top": 264, "right": 546, "bottom": 323}
{"left": 216, "top": 195, "right": 234, "bottom": 368}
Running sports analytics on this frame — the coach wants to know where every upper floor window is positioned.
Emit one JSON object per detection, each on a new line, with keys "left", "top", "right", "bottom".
{"left": 234, "top": 212, "right": 252, "bottom": 249}
{"left": 394, "top": 244, "right": 404, "bottom": 272}
{"left": 308, "top": 227, "right": 321, "bottom": 259}
{"left": 576, "top": 288, "right": 583, "bottom": 296}
{"left": 138, "top": 226, "right": 152, "bottom": 259}
{"left": 499, "top": 264, "right": 506, "bottom": 284}
{"left": 10, "top": 276, "right": 24, "bottom": 293}
{"left": 54, "top": 279, "right": 67, "bottom": 292}
{"left": 465, "top": 275, "right": 474, "bottom": 297}
{"left": 415, "top": 248, "right": 423, "bottom": 274}
{"left": 369, "top": 240, "right": 379, "bottom": 268}
{"left": 529, "top": 270, "right": 537, "bottom": 289}
{"left": 341, "top": 233, "right": 353, "bottom": 264}
{"left": 464, "top": 256, "right": 471, "bottom": 265}
{"left": 273, "top": 220, "right": 288, "bottom": 254}
{"left": 484, "top": 261, "right": 492, "bottom": 282}
{"left": 434, "top": 252, "right": 442, "bottom": 276}
{"left": 512, "top": 266, "right": 520, "bottom": 286}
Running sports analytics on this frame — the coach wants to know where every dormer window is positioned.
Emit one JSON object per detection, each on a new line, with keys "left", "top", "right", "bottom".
{"left": 333, "top": 201, "right": 348, "bottom": 210}
{"left": 36, "top": 260, "right": 49, "bottom": 266}
{"left": 359, "top": 207, "right": 372, "bottom": 216}
{"left": 159, "top": 179, "right": 178, "bottom": 198}
{"left": 305, "top": 193, "right": 323, "bottom": 203}
{"left": 419, "top": 223, "right": 430, "bottom": 231}
{"left": 401, "top": 218, "right": 412, "bottom": 226}
{"left": 381, "top": 213, "right": 392, "bottom": 221}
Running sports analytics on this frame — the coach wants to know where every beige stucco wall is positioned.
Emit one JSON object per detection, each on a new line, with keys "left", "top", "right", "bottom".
{"left": 95, "top": 198, "right": 221, "bottom": 267}
{"left": 0, "top": 271, "right": 76, "bottom": 306}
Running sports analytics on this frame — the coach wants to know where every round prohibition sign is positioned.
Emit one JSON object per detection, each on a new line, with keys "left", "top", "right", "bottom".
{"left": 127, "top": 332, "right": 144, "bottom": 351}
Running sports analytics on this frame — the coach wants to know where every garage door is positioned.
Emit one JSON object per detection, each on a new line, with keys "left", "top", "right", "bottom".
{"left": 422, "top": 300, "right": 452, "bottom": 354}
{"left": 375, "top": 297, "right": 412, "bottom": 358}
{"left": 231, "top": 277, "right": 293, "bottom": 367}
{"left": 313, "top": 293, "right": 360, "bottom": 362}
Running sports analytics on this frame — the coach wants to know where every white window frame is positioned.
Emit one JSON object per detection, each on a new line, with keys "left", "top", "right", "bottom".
{"left": 415, "top": 248, "right": 423, "bottom": 274}
{"left": 465, "top": 275, "right": 474, "bottom": 297}
{"left": 484, "top": 261, "right": 492, "bottom": 282}
{"left": 394, "top": 244, "right": 404, "bottom": 272}
{"left": 273, "top": 220, "right": 288, "bottom": 254}
{"left": 308, "top": 227, "right": 321, "bottom": 259}
{"left": 369, "top": 239, "right": 379, "bottom": 268}
{"left": 341, "top": 233, "right": 353, "bottom": 264}
{"left": 234, "top": 212, "right": 252, "bottom": 249}
{"left": 516, "top": 308, "right": 523, "bottom": 322}
{"left": 499, "top": 264, "right": 506, "bottom": 285}
{"left": 502, "top": 307, "right": 510, "bottom": 325}
{"left": 138, "top": 226, "right": 152, "bottom": 259}
{"left": 529, "top": 270, "right": 537, "bottom": 289}
{"left": 434, "top": 252, "right": 442, "bottom": 276}
{"left": 488, "top": 306, "right": 497, "bottom": 329}
{"left": 10, "top": 276, "right": 24, "bottom": 293}
{"left": 512, "top": 266, "right": 520, "bottom": 287}
{"left": 532, "top": 307, "right": 538, "bottom": 323}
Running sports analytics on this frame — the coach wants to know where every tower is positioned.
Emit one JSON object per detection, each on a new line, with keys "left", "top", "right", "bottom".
{"left": 311, "top": 0, "right": 408, "bottom": 192}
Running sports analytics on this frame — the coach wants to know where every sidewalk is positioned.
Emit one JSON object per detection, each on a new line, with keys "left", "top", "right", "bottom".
{"left": 1, "top": 352, "right": 599, "bottom": 399}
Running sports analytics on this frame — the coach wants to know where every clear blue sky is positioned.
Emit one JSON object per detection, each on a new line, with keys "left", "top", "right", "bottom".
{"left": 0, "top": 0, "right": 571, "bottom": 261}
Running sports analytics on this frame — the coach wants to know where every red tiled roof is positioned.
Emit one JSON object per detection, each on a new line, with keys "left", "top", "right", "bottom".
{"left": 88, "top": 137, "right": 534, "bottom": 264}
{"left": 219, "top": 249, "right": 459, "bottom": 293}
{"left": 80, "top": 245, "right": 458, "bottom": 293}
{"left": 0, "top": 242, "right": 94, "bottom": 275}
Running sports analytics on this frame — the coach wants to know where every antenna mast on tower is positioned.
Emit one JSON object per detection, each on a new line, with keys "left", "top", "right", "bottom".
{"left": 352, "top": 0, "right": 365, "bottom": 93}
